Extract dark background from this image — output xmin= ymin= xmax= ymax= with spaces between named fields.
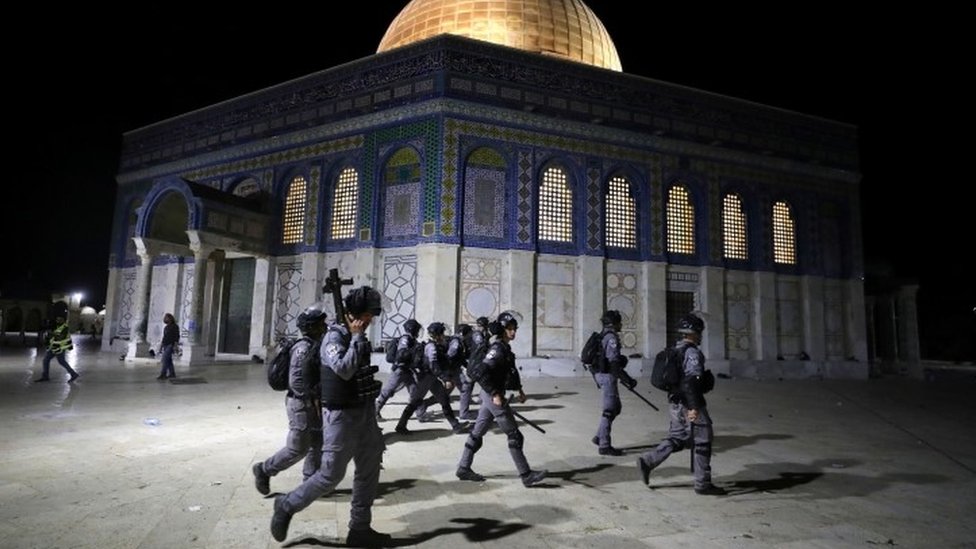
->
xmin=3 ymin=4 xmax=972 ymax=360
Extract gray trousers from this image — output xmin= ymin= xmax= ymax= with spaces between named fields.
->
xmin=401 ymin=371 xmax=459 ymax=427
xmin=458 ymin=389 xmax=531 ymax=476
xmin=640 ymin=402 xmax=714 ymax=489
xmin=375 ymin=367 xmax=417 ymax=412
xmin=447 ymin=370 xmax=474 ymax=416
xmin=262 ymin=396 xmax=323 ymax=481
xmin=594 ymin=372 xmax=621 ymax=448
xmin=282 ymin=403 xmax=385 ymax=530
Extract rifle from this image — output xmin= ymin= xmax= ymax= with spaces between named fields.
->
xmin=322 ymin=268 xmax=354 ymax=327
xmin=506 ymin=394 xmax=546 ymax=434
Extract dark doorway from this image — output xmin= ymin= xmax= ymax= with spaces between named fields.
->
xmin=219 ymin=258 xmax=255 ymax=354
xmin=666 ymin=290 xmax=695 ymax=346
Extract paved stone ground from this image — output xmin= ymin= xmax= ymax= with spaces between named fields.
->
xmin=1 ymin=337 xmax=974 ymax=548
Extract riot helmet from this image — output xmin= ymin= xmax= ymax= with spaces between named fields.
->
xmin=677 ymin=313 xmax=705 ymax=335
xmin=403 ymin=319 xmax=422 ymax=337
xmin=476 ymin=316 xmax=490 ymax=329
xmin=497 ymin=310 xmax=520 ymax=330
xmin=344 ymin=286 xmax=382 ymax=316
xmin=601 ymin=310 xmax=622 ymax=327
xmin=427 ymin=322 xmax=447 ymax=337
xmin=456 ymin=323 xmax=472 ymax=337
xmin=297 ymin=302 xmax=328 ymax=334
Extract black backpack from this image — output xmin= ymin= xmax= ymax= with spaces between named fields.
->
xmin=580 ymin=331 xmax=604 ymax=368
xmin=385 ymin=338 xmax=399 ymax=364
xmin=267 ymin=337 xmax=299 ymax=391
xmin=650 ymin=346 xmax=686 ymax=392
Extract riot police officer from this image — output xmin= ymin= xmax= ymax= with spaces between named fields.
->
xmin=591 ymin=310 xmax=636 ymax=456
xmin=252 ymin=303 xmax=326 ymax=495
xmin=270 ymin=286 xmax=392 ymax=545
xmin=447 ymin=324 xmax=476 ymax=420
xmin=394 ymin=322 xmax=468 ymax=435
xmin=637 ymin=314 xmax=725 ymax=495
xmin=374 ymin=318 xmax=423 ymax=419
xmin=456 ymin=311 xmax=546 ymax=487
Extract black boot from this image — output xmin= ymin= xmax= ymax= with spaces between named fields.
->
xmin=270 ymin=495 xmax=293 ymax=541
xmin=521 ymin=469 xmax=547 ymax=487
xmin=253 ymin=463 xmax=270 ymax=495
xmin=395 ymin=403 xmax=417 ymax=434
xmin=346 ymin=526 xmax=392 ymax=547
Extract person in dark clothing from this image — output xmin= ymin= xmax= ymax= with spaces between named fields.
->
xmin=374 ymin=319 xmax=423 ymax=420
xmin=34 ymin=315 xmax=78 ymax=383
xmin=637 ymin=313 xmax=726 ymax=495
xmin=591 ymin=310 xmax=637 ymax=456
xmin=393 ymin=322 xmax=469 ymax=435
xmin=456 ymin=311 xmax=546 ymax=487
xmin=270 ymin=286 xmax=391 ymax=546
xmin=252 ymin=303 xmax=327 ymax=496
xmin=157 ymin=313 xmax=180 ymax=380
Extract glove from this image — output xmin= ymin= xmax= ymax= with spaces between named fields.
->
xmin=621 ymin=373 xmax=637 ymax=390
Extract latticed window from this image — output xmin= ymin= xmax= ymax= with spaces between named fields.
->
xmin=330 ymin=167 xmax=359 ymax=239
xmin=666 ymin=184 xmax=695 ymax=254
xmin=605 ymin=175 xmax=637 ymax=248
xmin=538 ymin=166 xmax=573 ymax=242
xmin=281 ymin=175 xmax=307 ymax=245
xmin=773 ymin=201 xmax=797 ymax=264
xmin=722 ymin=193 xmax=748 ymax=260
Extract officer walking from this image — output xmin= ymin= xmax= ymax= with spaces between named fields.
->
xmin=393 ymin=322 xmax=468 ymax=435
xmin=591 ymin=310 xmax=637 ymax=456
xmin=447 ymin=324 xmax=476 ymax=420
xmin=456 ymin=311 xmax=547 ymax=487
xmin=252 ymin=303 xmax=327 ymax=496
xmin=637 ymin=313 xmax=725 ymax=495
xmin=270 ymin=286 xmax=391 ymax=545
xmin=34 ymin=315 xmax=79 ymax=383
xmin=374 ymin=319 xmax=423 ymax=420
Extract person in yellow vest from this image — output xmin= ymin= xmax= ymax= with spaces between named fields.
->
xmin=34 ymin=315 xmax=79 ymax=383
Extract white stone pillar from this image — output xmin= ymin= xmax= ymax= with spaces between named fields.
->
xmin=644 ymin=262 xmax=668 ymax=354
xmin=300 ymin=252 xmax=324 ymax=307
xmin=846 ymin=278 xmax=869 ymax=364
xmin=754 ymin=271 xmax=778 ymax=360
xmin=699 ymin=266 xmax=727 ymax=361
xmin=101 ymin=267 xmax=119 ymax=351
xmin=505 ymin=249 xmax=536 ymax=358
xmin=351 ymin=247 xmax=381 ymax=342
xmin=249 ymin=257 xmax=275 ymax=359
xmin=414 ymin=243 xmax=460 ymax=326
xmin=126 ymin=250 xmax=154 ymax=358
xmin=180 ymin=246 xmax=212 ymax=363
xmin=801 ymin=275 xmax=826 ymax=361
xmin=576 ymin=255 xmax=605 ymax=345
xmin=203 ymin=250 xmax=225 ymax=357
xmin=897 ymin=284 xmax=922 ymax=378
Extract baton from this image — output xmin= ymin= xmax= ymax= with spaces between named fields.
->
xmin=506 ymin=395 xmax=546 ymax=434
xmin=622 ymin=383 xmax=659 ymax=411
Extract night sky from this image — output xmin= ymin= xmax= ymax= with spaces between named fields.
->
xmin=4 ymin=4 xmax=971 ymax=359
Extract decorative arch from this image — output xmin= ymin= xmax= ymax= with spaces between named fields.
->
xmin=537 ymin=161 xmax=575 ymax=245
xmin=462 ymin=146 xmax=509 ymax=241
xmin=381 ymin=145 xmax=423 ymax=239
xmin=138 ymin=179 xmax=202 ymax=243
xmin=665 ymin=182 xmax=696 ymax=255
xmin=329 ymin=165 xmax=360 ymax=240
xmin=772 ymin=200 xmax=797 ymax=265
xmin=604 ymin=172 xmax=638 ymax=250
xmin=722 ymin=192 xmax=748 ymax=260
xmin=281 ymin=174 xmax=308 ymax=245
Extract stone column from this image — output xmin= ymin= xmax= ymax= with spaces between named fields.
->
xmin=897 ymin=284 xmax=922 ymax=378
xmin=845 ymin=278 xmax=869 ymax=364
xmin=699 ymin=266 xmax=727 ymax=361
xmin=576 ymin=254 xmax=605 ymax=346
xmin=126 ymin=248 xmax=155 ymax=359
xmin=101 ymin=267 xmax=119 ymax=351
xmin=415 ymin=243 xmax=460 ymax=325
xmin=801 ymin=275 xmax=826 ymax=361
xmin=180 ymin=245 xmax=212 ymax=364
xmin=753 ymin=271 xmax=778 ymax=361
xmin=249 ymin=256 xmax=275 ymax=360
xmin=505 ymin=250 xmax=536 ymax=358
xmin=644 ymin=261 xmax=668 ymax=354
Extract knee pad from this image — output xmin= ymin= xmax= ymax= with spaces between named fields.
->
xmin=667 ymin=437 xmax=686 ymax=452
xmin=465 ymin=435 xmax=483 ymax=453
xmin=602 ymin=407 xmax=620 ymax=420
xmin=694 ymin=442 xmax=712 ymax=458
xmin=507 ymin=430 xmax=524 ymax=451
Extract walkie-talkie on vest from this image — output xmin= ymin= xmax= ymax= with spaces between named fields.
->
xmin=323 ymin=268 xmax=382 ymax=400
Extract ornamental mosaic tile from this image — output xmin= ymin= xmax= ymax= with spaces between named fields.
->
xmin=381 ymin=255 xmax=417 ymax=340
xmin=274 ymin=263 xmax=303 ymax=339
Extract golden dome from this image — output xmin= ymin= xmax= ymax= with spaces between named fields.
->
xmin=378 ymin=0 xmax=622 ymax=72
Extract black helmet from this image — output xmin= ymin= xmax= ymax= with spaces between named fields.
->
xmin=601 ymin=310 xmax=622 ymax=327
xmin=487 ymin=320 xmax=504 ymax=336
xmin=344 ymin=286 xmax=382 ymax=316
xmin=476 ymin=316 xmax=490 ymax=329
xmin=677 ymin=313 xmax=705 ymax=335
xmin=297 ymin=302 xmax=327 ymax=333
xmin=456 ymin=323 xmax=472 ymax=337
xmin=427 ymin=322 xmax=447 ymax=336
xmin=403 ymin=319 xmax=422 ymax=337
xmin=497 ymin=311 xmax=519 ymax=329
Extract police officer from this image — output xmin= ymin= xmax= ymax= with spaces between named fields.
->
xmin=637 ymin=314 xmax=725 ymax=495
xmin=591 ymin=310 xmax=636 ymax=456
xmin=252 ymin=303 xmax=326 ymax=496
xmin=456 ymin=311 xmax=547 ymax=487
xmin=34 ymin=315 xmax=79 ymax=382
xmin=270 ymin=286 xmax=391 ymax=545
xmin=394 ymin=322 xmax=468 ymax=435
xmin=447 ymin=324 xmax=476 ymax=420
xmin=374 ymin=318 xmax=423 ymax=420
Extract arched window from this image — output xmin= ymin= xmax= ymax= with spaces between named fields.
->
xmin=463 ymin=147 xmax=507 ymax=239
xmin=722 ymin=193 xmax=748 ymax=260
xmin=538 ymin=165 xmax=573 ymax=242
xmin=281 ymin=175 xmax=307 ymax=245
xmin=772 ymin=201 xmax=797 ymax=264
xmin=330 ymin=167 xmax=359 ymax=239
xmin=605 ymin=175 xmax=636 ymax=248
xmin=383 ymin=147 xmax=422 ymax=237
xmin=666 ymin=184 xmax=695 ymax=254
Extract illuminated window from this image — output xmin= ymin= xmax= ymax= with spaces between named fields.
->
xmin=605 ymin=175 xmax=636 ymax=248
xmin=330 ymin=167 xmax=359 ymax=239
xmin=773 ymin=201 xmax=796 ymax=264
xmin=722 ymin=193 xmax=748 ymax=260
xmin=538 ymin=166 xmax=573 ymax=242
xmin=281 ymin=175 xmax=307 ymax=245
xmin=666 ymin=184 xmax=695 ymax=254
